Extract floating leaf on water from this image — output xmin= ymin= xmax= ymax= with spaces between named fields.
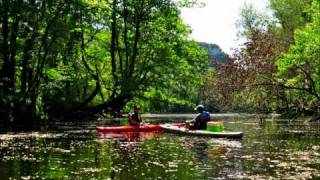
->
xmin=20 ymin=176 xmax=31 ymax=180
xmin=168 ymin=161 xmax=178 ymax=168
xmin=270 ymin=160 xmax=280 ymax=164
xmin=81 ymin=168 xmax=104 ymax=173
xmin=277 ymin=162 xmax=288 ymax=167
xmin=312 ymin=146 xmax=320 ymax=151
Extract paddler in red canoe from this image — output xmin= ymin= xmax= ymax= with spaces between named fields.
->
xmin=128 ymin=105 xmax=144 ymax=126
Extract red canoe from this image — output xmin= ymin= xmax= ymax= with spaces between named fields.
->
xmin=96 ymin=124 xmax=162 ymax=133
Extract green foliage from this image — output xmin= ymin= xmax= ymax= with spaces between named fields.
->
xmin=94 ymin=0 xmax=209 ymax=113
xmin=0 ymin=0 xmax=209 ymax=125
xmin=270 ymin=0 xmax=312 ymax=34
xmin=275 ymin=0 xmax=320 ymax=114
xmin=126 ymin=38 xmax=208 ymax=113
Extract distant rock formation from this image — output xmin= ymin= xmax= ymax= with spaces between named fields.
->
xmin=198 ymin=42 xmax=229 ymax=65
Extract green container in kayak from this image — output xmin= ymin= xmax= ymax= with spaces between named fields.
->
xmin=207 ymin=121 xmax=224 ymax=132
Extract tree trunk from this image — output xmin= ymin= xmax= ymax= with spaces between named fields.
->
xmin=1 ymin=0 xmax=11 ymax=92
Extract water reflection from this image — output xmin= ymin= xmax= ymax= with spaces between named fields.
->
xmin=97 ymin=131 xmax=162 ymax=141
xmin=0 ymin=116 xmax=319 ymax=179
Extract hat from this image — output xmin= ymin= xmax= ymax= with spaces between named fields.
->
xmin=194 ymin=104 xmax=204 ymax=111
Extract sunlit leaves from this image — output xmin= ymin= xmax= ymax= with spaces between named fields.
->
xmin=270 ymin=0 xmax=312 ymax=35
xmin=275 ymin=0 xmax=320 ymax=113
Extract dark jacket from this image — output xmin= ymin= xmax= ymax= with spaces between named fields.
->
xmin=191 ymin=111 xmax=210 ymax=130
xmin=128 ymin=112 xmax=141 ymax=126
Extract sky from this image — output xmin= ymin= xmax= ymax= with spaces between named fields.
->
xmin=180 ymin=0 xmax=269 ymax=54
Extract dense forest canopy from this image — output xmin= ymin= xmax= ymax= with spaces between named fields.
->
xmin=0 ymin=0 xmax=207 ymax=128
xmin=0 ymin=0 xmax=319 ymax=129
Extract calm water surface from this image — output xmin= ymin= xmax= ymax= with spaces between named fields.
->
xmin=0 ymin=114 xmax=319 ymax=179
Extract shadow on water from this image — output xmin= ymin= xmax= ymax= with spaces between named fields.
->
xmin=0 ymin=114 xmax=319 ymax=179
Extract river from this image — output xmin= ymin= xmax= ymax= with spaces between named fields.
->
xmin=0 ymin=114 xmax=319 ymax=179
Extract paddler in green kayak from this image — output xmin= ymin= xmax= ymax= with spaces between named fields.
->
xmin=128 ymin=105 xmax=143 ymax=126
xmin=186 ymin=104 xmax=211 ymax=130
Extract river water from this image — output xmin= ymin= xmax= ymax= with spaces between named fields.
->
xmin=0 ymin=114 xmax=319 ymax=179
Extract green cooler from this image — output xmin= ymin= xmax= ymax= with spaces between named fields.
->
xmin=207 ymin=121 xmax=224 ymax=132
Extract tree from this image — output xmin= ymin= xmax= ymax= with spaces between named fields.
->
xmin=0 ymin=0 xmax=209 ymax=127
xmin=202 ymin=0 xmax=318 ymax=116
xmin=0 ymin=0 xmax=82 ymax=126
xmin=275 ymin=0 xmax=320 ymax=116
xmin=201 ymin=3 xmax=285 ymax=112
xmin=81 ymin=0 xmax=207 ymax=115
xmin=270 ymin=0 xmax=312 ymax=42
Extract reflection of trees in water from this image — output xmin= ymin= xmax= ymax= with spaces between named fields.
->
xmin=189 ymin=138 xmax=242 ymax=161
xmin=207 ymin=145 xmax=227 ymax=159
xmin=191 ymin=140 xmax=210 ymax=160
xmin=187 ymin=138 xmax=246 ymax=179
xmin=102 ymin=137 xmax=197 ymax=179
